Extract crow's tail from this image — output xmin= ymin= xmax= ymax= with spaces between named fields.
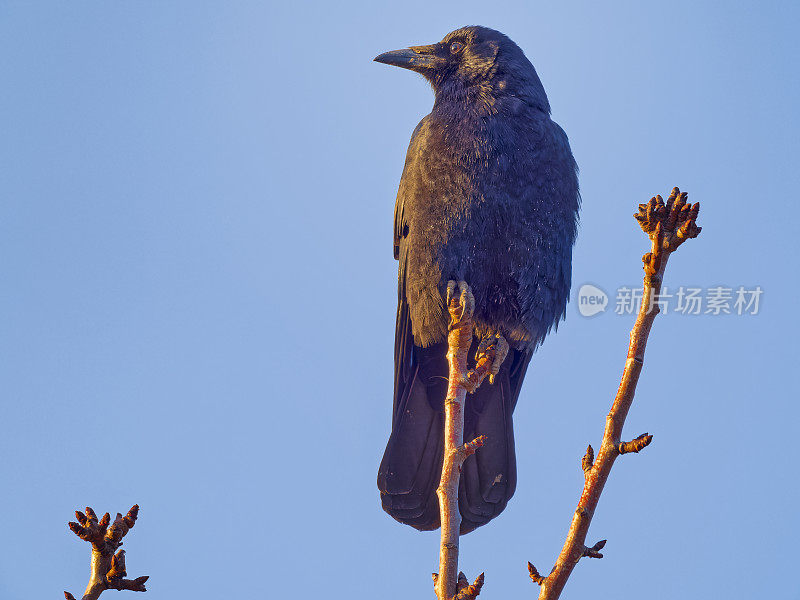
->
xmin=378 ymin=341 xmax=531 ymax=533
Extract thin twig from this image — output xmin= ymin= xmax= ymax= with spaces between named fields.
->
xmin=433 ymin=281 xmax=492 ymax=600
xmin=530 ymin=187 xmax=701 ymax=599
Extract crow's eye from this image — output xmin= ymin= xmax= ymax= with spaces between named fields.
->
xmin=449 ymin=41 xmax=464 ymax=54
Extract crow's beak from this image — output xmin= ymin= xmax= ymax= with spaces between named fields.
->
xmin=374 ymin=45 xmax=441 ymax=72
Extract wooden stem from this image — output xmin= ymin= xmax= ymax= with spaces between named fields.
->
xmin=434 ymin=284 xmax=488 ymax=600
xmin=435 ymin=292 xmax=472 ymax=600
xmin=531 ymin=187 xmax=701 ymax=599
xmin=537 ymin=253 xmax=669 ymax=600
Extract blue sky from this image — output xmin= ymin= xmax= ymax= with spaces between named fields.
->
xmin=1 ymin=1 xmax=798 ymax=598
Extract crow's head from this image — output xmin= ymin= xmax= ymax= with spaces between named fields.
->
xmin=375 ymin=26 xmax=549 ymax=113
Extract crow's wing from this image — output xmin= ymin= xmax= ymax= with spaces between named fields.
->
xmin=377 ymin=214 xmax=447 ymax=526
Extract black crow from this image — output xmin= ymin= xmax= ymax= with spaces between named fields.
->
xmin=375 ymin=26 xmax=579 ymax=533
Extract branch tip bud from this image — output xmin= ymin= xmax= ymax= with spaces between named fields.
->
xmin=454 ymin=572 xmax=485 ymax=600
xmin=582 ymin=445 xmax=594 ymax=474
xmin=528 ymin=562 xmax=546 ymax=585
xmin=583 ymin=539 xmax=607 ymax=559
xmin=619 ymin=433 xmax=653 ymax=454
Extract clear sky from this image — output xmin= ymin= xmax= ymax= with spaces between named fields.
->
xmin=1 ymin=1 xmax=798 ymax=598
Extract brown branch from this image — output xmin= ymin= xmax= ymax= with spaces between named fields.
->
xmin=65 ymin=505 xmax=148 ymax=600
xmin=433 ymin=281 xmax=494 ymax=600
xmin=531 ymin=187 xmax=701 ymax=599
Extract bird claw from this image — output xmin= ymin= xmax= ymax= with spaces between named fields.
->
xmin=446 ymin=280 xmax=475 ymax=322
xmin=459 ymin=374 xmax=479 ymax=394
xmin=446 ymin=280 xmax=456 ymax=305
xmin=475 ymin=332 xmax=509 ymax=384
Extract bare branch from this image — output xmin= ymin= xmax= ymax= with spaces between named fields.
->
xmin=531 ymin=187 xmax=701 ymax=599
xmin=433 ymin=281 xmax=496 ymax=600
xmin=64 ymin=505 xmax=148 ymax=600
xmin=434 ymin=281 xmax=474 ymax=600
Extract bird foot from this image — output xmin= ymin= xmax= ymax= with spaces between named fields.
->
xmin=446 ymin=280 xmax=475 ymax=325
xmin=460 ymin=332 xmax=509 ymax=392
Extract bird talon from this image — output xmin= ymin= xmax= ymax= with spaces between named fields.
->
xmin=458 ymin=281 xmax=475 ymax=320
xmin=459 ymin=375 xmax=478 ymax=394
xmin=446 ymin=280 xmax=457 ymax=306
xmin=475 ymin=332 xmax=509 ymax=384
xmin=475 ymin=335 xmax=493 ymax=362
xmin=446 ymin=280 xmax=475 ymax=323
